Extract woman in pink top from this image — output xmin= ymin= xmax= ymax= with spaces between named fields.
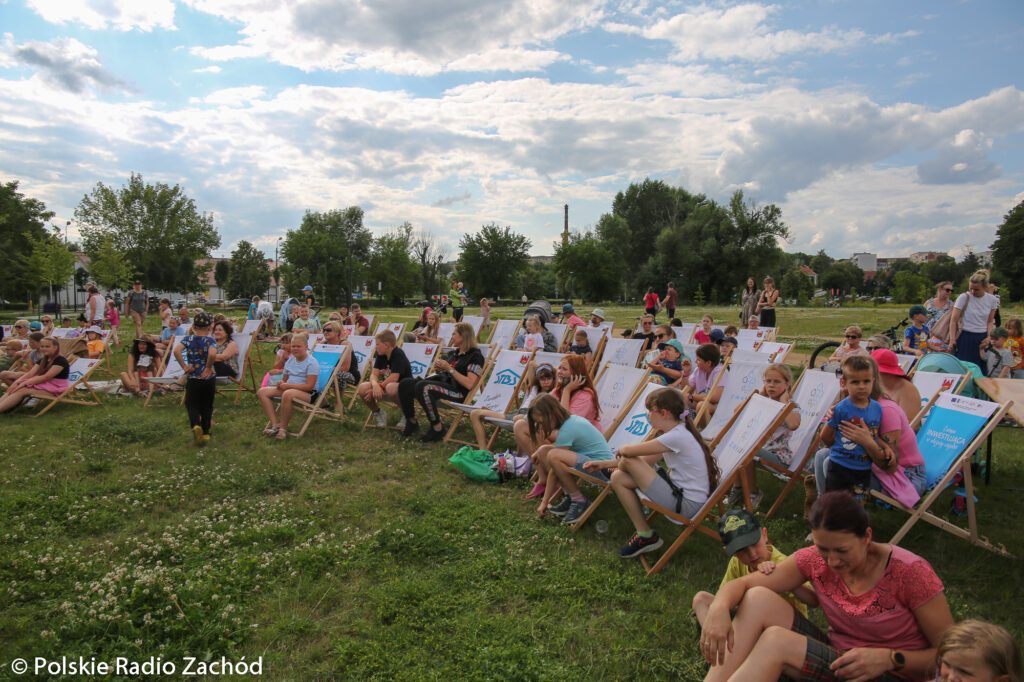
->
xmin=551 ymin=354 xmax=601 ymax=430
xmin=700 ymin=491 xmax=952 ymax=682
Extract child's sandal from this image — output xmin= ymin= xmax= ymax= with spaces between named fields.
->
xmin=275 ymin=428 xmax=288 ymax=440
xmin=264 ymin=425 xmax=279 ymax=436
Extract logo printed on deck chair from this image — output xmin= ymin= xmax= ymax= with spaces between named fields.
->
xmin=494 ymin=369 xmax=521 ymax=386
xmin=624 ymin=414 xmax=650 ymax=437
xmin=410 ymin=361 xmax=428 ymax=376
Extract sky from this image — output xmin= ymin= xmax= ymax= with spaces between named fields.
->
xmin=1 ymin=0 xmax=1022 ymax=262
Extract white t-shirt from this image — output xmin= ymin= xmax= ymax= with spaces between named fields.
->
xmin=953 ymin=292 xmax=998 ymax=333
xmin=655 ymin=423 xmax=711 ymax=504
xmin=284 ymin=354 xmax=320 ymax=383
xmin=89 ymin=294 xmax=105 ymax=322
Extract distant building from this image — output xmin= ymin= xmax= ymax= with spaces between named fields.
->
xmin=909 ymin=251 xmax=946 ymax=264
xmin=876 ymin=257 xmax=907 ymax=272
xmin=975 ymin=250 xmax=994 ymax=267
xmin=195 ymin=257 xmax=280 ymax=302
xmin=530 ymin=255 xmax=554 ymax=265
xmin=851 ymin=252 xmax=877 ymax=272
xmin=799 ymin=264 xmax=818 ymax=285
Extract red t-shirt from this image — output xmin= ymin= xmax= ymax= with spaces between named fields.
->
xmin=644 ymin=293 xmax=659 ymax=310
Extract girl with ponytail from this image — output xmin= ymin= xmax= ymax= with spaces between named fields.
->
xmin=584 ymin=387 xmax=719 ymax=558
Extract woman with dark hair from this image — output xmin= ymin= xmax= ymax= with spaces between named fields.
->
xmin=741 ymin=277 xmax=760 ymax=326
xmin=643 ymin=286 xmax=661 ymax=321
xmin=211 ymin=320 xmax=239 ymax=377
xmin=756 ymin=276 xmax=779 ymax=328
xmin=700 ymin=491 xmax=953 ymax=682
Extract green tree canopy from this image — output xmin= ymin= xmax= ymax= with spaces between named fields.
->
xmin=820 ymin=261 xmax=865 ymax=295
xmin=214 ymin=260 xmax=231 ymax=292
xmin=281 ymin=207 xmax=372 ymax=307
xmin=554 ymin=231 xmax=620 ymax=302
xmin=889 ymin=270 xmax=931 ymax=304
xmin=88 ymin=238 xmax=136 ymax=292
xmin=225 ymin=240 xmax=270 ymax=300
xmin=369 ymin=223 xmax=419 ymax=304
xmin=780 ymin=268 xmax=814 ymax=303
xmin=456 ymin=224 xmax=531 ymax=300
xmin=75 ymin=173 xmax=220 ymax=293
xmin=991 ymin=199 xmax=1024 ymax=302
xmin=0 ymin=181 xmax=54 ymax=298
xmin=24 ymin=231 xmax=75 ymax=300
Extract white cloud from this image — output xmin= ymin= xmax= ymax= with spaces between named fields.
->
xmin=193 ymin=65 xmax=222 ymax=74
xmin=24 ymin=0 xmax=176 ymax=31
xmin=183 ymin=0 xmax=603 ymax=74
xmin=3 ymin=36 xmax=135 ymax=94
xmin=605 ymin=3 xmax=871 ymax=62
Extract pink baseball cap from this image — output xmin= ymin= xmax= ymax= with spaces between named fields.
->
xmin=871 ymin=349 xmax=904 ymax=377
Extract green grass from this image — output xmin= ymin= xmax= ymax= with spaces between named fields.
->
xmin=1 ymin=304 xmax=1022 ymax=680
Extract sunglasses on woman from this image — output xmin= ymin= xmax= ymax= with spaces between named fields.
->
xmin=845 ymin=334 xmax=860 ymax=339
xmin=655 ymin=333 xmax=669 ymax=340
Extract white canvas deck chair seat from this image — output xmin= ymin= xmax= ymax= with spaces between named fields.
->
xmin=690 ymin=357 xmax=732 ymax=428
xmin=362 ymin=342 xmax=440 ymax=431
xmin=593 ymin=362 xmax=650 ymax=435
xmin=545 ymin=322 xmax=569 ymax=351
xmin=762 ymin=368 xmax=843 ymax=519
xmin=594 ymin=320 xmax=615 ymax=336
xmin=374 ymin=322 xmax=406 ymax=342
xmin=437 ymin=322 xmax=456 ymax=346
xmin=140 ymin=340 xmax=188 ymax=407
xmin=872 ymin=392 xmax=1013 ymax=556
xmin=756 ymin=342 xmax=792 ymax=363
xmin=241 ymin=319 xmax=265 ymax=362
xmin=682 ymin=343 xmax=701 ymax=361
xmin=214 ymin=332 xmax=258 ymax=404
xmin=305 ymin=333 xmax=326 ymax=349
xmin=910 ymin=369 xmax=967 ymax=419
xmin=441 ymin=350 xmax=530 ymax=446
xmin=344 ymin=335 xmax=378 ymax=408
xmin=673 ymin=324 xmax=696 ymax=343
xmin=531 ymin=351 xmax=565 ymax=372
xmin=639 ymin=393 xmax=795 ymax=576
xmin=759 ymin=326 xmax=778 ymax=340
xmin=603 ymin=337 xmax=646 ymax=368
xmin=736 ymin=329 xmax=767 ymax=351
xmin=49 ymin=328 xmax=76 ymax=338
xmin=727 ymin=349 xmax=772 ymax=365
xmin=273 ymin=344 xmax=352 ymax=438
xmin=27 ymin=357 xmax=104 ymax=417
xmin=564 ymin=378 xmax=664 ymax=531
xmin=488 ymin=319 xmax=521 ymax=350
xmin=460 ymin=315 xmax=485 ymax=340
xmin=700 ymin=360 xmax=764 ymax=440
xmin=895 ymin=353 xmax=918 ymax=374
xmin=89 ymin=328 xmax=115 ymax=376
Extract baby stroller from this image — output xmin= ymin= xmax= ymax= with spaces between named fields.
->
xmin=522 ymin=300 xmax=554 ymax=324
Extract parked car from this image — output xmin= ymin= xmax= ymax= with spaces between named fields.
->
xmin=228 ymin=298 xmax=249 ymax=306
xmin=172 ymin=299 xmax=187 ymax=310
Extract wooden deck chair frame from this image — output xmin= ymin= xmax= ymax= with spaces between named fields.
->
xmin=214 ymin=332 xmax=259 ymax=404
xmin=760 ymin=368 xmax=843 ymax=520
xmin=30 ymin=358 xmax=104 ymax=417
xmin=871 ymin=395 xmax=1014 ymax=557
xmin=693 ymin=356 xmax=731 ymax=427
xmin=343 ymin=335 xmax=379 ymax=409
xmin=441 ymin=352 xmax=525 ymax=446
xmin=700 ymin=359 xmax=768 ymax=442
xmin=638 ymin=394 xmax=795 ymax=576
xmin=141 ymin=339 xmax=187 ymax=407
xmin=275 ymin=345 xmax=352 ymax=438
xmin=487 ymin=319 xmax=522 ymax=350
xmin=756 ymin=341 xmax=792 ymax=363
xmin=241 ymin=318 xmax=265 ymax=363
xmin=361 ymin=343 xmax=440 ymax=431
xmin=672 ymin=324 xmax=697 ymax=343
xmin=573 ymin=326 xmax=609 ymax=375
xmin=910 ymin=371 xmax=968 ymax=423
xmin=565 ymin=379 xmax=663 ymax=531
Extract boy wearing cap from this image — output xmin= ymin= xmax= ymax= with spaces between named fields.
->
xmin=692 ymin=509 xmax=816 ymax=626
xmin=647 ymin=338 xmax=687 ymax=385
xmin=904 ymin=305 xmax=931 ymax=357
xmin=562 ymin=303 xmax=586 ymax=329
xmin=979 ymin=328 xmax=1014 ymax=378
xmin=175 ymin=312 xmax=218 ymax=446
xmin=719 ymin=335 xmax=738 ymax=362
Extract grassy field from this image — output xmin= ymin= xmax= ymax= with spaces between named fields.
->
xmin=1 ymin=303 xmax=1022 ymax=681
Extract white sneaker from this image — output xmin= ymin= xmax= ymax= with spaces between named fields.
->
xmin=25 ymin=398 xmax=40 ymax=408
xmin=396 ymin=416 xmax=407 ymax=430
xmin=373 ymin=410 xmax=387 ymax=427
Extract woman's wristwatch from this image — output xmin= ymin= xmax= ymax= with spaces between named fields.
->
xmin=890 ymin=649 xmax=905 ymax=671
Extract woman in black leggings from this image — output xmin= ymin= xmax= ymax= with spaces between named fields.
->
xmin=398 ymin=322 xmax=485 ymax=442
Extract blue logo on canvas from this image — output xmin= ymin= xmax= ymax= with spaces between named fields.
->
xmin=625 ymin=415 xmax=650 ymax=436
xmin=410 ymin=361 xmax=427 ymax=376
xmin=355 ymin=352 xmax=367 ymax=364
xmin=494 ymin=369 xmax=520 ymax=386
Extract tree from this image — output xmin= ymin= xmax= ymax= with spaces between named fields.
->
xmin=919 ymin=255 xmax=958 ymax=287
xmin=809 ymin=250 xmax=833 ymax=278
xmin=820 ymin=261 xmax=864 ymax=295
xmin=456 ymin=224 xmax=531 ymax=300
xmin=23 ymin=232 xmax=75 ymax=302
xmin=991 ymin=199 xmax=1024 ymax=302
xmin=554 ymin=232 xmax=620 ymax=302
xmin=0 ymin=181 xmax=53 ymax=301
xmin=780 ymin=268 xmax=815 ymax=303
xmin=214 ymin=260 xmax=231 ymax=293
xmin=281 ymin=207 xmax=372 ymax=307
xmin=225 ymin=241 xmax=270 ymax=299
xmin=75 ymin=173 xmax=220 ymax=293
xmin=89 ymin=238 xmax=136 ymax=292
xmin=890 ymin=270 xmax=930 ymax=304
xmin=411 ymin=229 xmax=447 ymax=300
xmin=519 ymin=261 xmax=556 ymax=300
xmin=368 ymin=223 xmax=419 ymax=304
xmin=610 ymin=179 xmax=701 ymax=274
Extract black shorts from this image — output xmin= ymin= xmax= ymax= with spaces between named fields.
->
xmin=825 ymin=462 xmax=871 ymax=497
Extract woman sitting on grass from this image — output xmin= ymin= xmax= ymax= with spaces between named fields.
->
xmin=584 ymin=387 xmax=717 ymax=557
xmin=0 ymin=337 xmax=71 ymax=412
xmin=120 ymin=338 xmax=163 ymax=395
xmin=469 ymin=361 xmax=556 ymax=451
xmin=257 ymin=332 xmax=319 ymax=440
xmin=700 ymin=491 xmax=953 ymax=682
xmin=528 ymin=393 xmax=613 ymax=526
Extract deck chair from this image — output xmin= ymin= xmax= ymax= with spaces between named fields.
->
xmin=305 ymin=333 xmax=326 ymax=349
xmin=241 ymin=319 xmax=265 ymax=362
xmin=872 ymin=392 xmax=1013 ymax=556
xmin=460 ymin=315 xmax=485 ymax=339
xmin=692 ymin=357 xmax=732 ymax=427
xmin=344 ymin=335 xmax=378 ymax=408
xmin=488 ymin=319 xmax=522 ymax=349
xmin=441 ymin=350 xmax=532 ymax=445
xmin=757 ymin=342 xmax=792 ymax=363
xmin=911 ymin=370 xmax=967 ymax=414
xmin=50 ymin=328 xmax=76 ymax=338
xmin=214 ymin=332 xmax=258 ymax=404
xmin=268 ymin=343 xmax=351 ymax=438
xmin=374 ymin=321 xmax=406 ymax=342
xmin=762 ymin=368 xmax=843 ymax=519
xmin=638 ymin=393 xmax=795 ymax=575
xmin=362 ymin=343 xmax=440 ymax=431
xmin=593 ymin=362 xmax=651 ymax=434
xmin=546 ymin=323 xmax=569 ymax=351
xmin=895 ymin=353 xmax=918 ymax=374
xmin=56 ymin=337 xmax=89 ymax=362
xmin=700 ymin=360 xmax=765 ymax=441
xmin=736 ymin=329 xmax=767 ymax=351
xmin=759 ymin=326 xmax=778 ymax=341
xmin=438 ymin=322 xmax=456 ymax=346
xmin=603 ymin=337 xmax=646 ymax=367
xmin=140 ymin=338 xmax=188 ymax=407
xmin=595 ymin=320 xmax=615 ymax=336
xmin=672 ymin=324 xmax=696 ymax=343
xmin=30 ymin=358 xmax=104 ymax=417
xmin=574 ymin=326 xmax=609 ymax=370
xmin=532 ymin=351 xmax=565 ymax=371
xmin=566 ymin=379 xmax=664 ymax=531
xmin=727 ymin=349 xmax=772 ymax=365
xmin=682 ymin=343 xmax=701 ymax=360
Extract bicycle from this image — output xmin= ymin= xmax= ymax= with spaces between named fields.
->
xmin=808 ymin=317 xmax=909 ymax=369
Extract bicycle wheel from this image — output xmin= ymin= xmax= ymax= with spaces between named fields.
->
xmin=809 ymin=342 xmax=840 ymax=368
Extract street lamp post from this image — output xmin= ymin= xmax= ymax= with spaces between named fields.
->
xmin=346 ymin=239 xmax=354 ymax=309
xmin=275 ymin=237 xmax=282 ymax=302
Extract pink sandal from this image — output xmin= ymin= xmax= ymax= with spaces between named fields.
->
xmin=526 ymin=483 xmax=546 ymax=499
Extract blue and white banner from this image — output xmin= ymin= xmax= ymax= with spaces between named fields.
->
xmin=917 ymin=392 xmax=998 ymax=489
